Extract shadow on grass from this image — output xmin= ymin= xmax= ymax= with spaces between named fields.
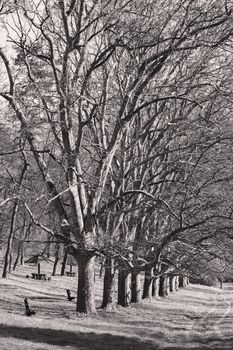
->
xmin=0 ymin=283 xmax=63 ymax=298
xmin=1 ymin=324 xmax=233 ymax=350
xmin=0 ymin=324 xmax=158 ymax=350
xmin=28 ymin=296 xmax=63 ymax=301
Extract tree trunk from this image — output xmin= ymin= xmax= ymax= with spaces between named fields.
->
xmin=142 ymin=268 xmax=153 ymax=300
xmin=175 ymin=275 xmax=179 ymax=291
xmin=76 ymin=252 xmax=96 ymax=314
xmin=2 ymin=162 xmax=28 ymax=278
xmin=118 ymin=269 xmax=131 ymax=307
xmin=179 ymin=276 xmax=188 ymax=288
xmin=99 ymin=257 xmax=105 ymax=278
xmin=13 ymin=221 xmax=29 ymax=270
xmin=2 ymin=205 xmax=19 ymax=278
xmin=159 ymin=275 xmax=168 ymax=297
xmin=101 ymin=257 xmax=116 ymax=311
xmin=13 ymin=243 xmax=21 ymax=271
xmin=13 ymin=224 xmax=26 ymax=270
xmin=46 ymin=233 xmax=51 ymax=258
xmin=131 ymin=272 xmax=142 ymax=303
xmin=152 ymin=276 xmax=160 ymax=298
xmin=20 ymin=243 xmax=24 ymax=265
xmin=169 ymin=275 xmax=176 ymax=292
xmin=61 ymin=250 xmax=68 ymax=276
xmin=52 ymin=256 xmax=59 ymax=276
xmin=166 ymin=275 xmax=170 ymax=296
xmin=8 ymin=254 xmax=12 ymax=274
xmin=52 ymin=243 xmax=60 ymax=276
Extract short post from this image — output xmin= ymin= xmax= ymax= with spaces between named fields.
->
xmin=66 ymin=289 xmax=75 ymax=301
xmin=24 ymin=298 xmax=35 ymax=316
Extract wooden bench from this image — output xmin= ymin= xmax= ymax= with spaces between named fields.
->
xmin=31 ymin=273 xmax=47 ymax=280
xmin=66 ymin=271 xmax=76 ymax=277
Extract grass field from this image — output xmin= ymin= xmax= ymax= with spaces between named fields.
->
xmin=0 ymin=262 xmax=233 ymax=349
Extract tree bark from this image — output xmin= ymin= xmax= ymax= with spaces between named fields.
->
xmin=2 ymin=161 xmax=28 ymax=278
xmin=101 ymin=257 xmax=116 ymax=311
xmin=169 ymin=275 xmax=176 ymax=292
xmin=13 ymin=222 xmax=29 ymax=271
xmin=13 ymin=242 xmax=21 ymax=271
xmin=3 ymin=205 xmax=18 ymax=277
xmin=8 ymin=254 xmax=12 ymax=274
xmin=52 ymin=243 xmax=60 ymax=276
xmin=76 ymin=252 xmax=96 ymax=314
xmin=175 ymin=275 xmax=179 ymax=291
xmin=166 ymin=275 xmax=170 ymax=296
xmin=159 ymin=275 xmax=168 ymax=297
xmin=131 ymin=272 xmax=142 ymax=303
xmin=61 ymin=250 xmax=68 ymax=276
xmin=46 ymin=232 xmax=51 ymax=258
xmin=20 ymin=242 xmax=25 ymax=265
xmin=118 ymin=269 xmax=131 ymax=307
xmin=152 ymin=276 xmax=160 ymax=298
xmin=142 ymin=268 xmax=153 ymax=300
xmin=179 ymin=276 xmax=188 ymax=288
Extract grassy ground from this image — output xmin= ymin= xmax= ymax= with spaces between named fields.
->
xmin=0 ymin=262 xmax=233 ymax=349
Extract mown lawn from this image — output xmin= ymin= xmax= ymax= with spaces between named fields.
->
xmin=1 ymin=263 xmax=233 ymax=349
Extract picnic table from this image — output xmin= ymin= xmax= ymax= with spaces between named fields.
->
xmin=31 ymin=273 xmax=48 ymax=280
xmin=66 ymin=271 xmax=76 ymax=277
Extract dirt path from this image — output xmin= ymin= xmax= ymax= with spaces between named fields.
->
xmin=152 ymin=283 xmax=233 ymax=349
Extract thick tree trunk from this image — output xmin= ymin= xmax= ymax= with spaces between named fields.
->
xmin=175 ymin=275 xmax=179 ymax=291
xmin=179 ymin=276 xmax=188 ymax=288
xmin=169 ymin=275 xmax=176 ymax=292
xmin=99 ymin=257 xmax=105 ymax=278
xmin=131 ymin=272 xmax=142 ymax=303
xmin=118 ymin=269 xmax=131 ymax=307
xmin=152 ymin=276 xmax=160 ymax=298
xmin=101 ymin=257 xmax=116 ymax=311
xmin=159 ymin=275 xmax=168 ymax=297
xmin=76 ymin=252 xmax=96 ymax=314
xmin=166 ymin=275 xmax=170 ymax=296
xmin=142 ymin=268 xmax=153 ymax=300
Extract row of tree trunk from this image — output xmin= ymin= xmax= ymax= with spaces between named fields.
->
xmin=101 ymin=264 xmax=189 ymax=311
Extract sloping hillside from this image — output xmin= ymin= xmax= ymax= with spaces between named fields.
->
xmin=0 ymin=264 xmax=233 ymax=349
